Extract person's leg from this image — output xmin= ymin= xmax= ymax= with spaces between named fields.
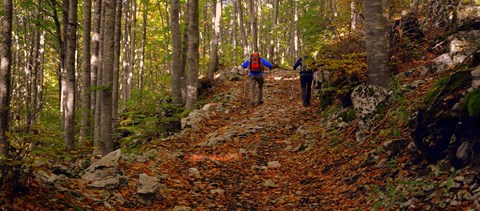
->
xmin=257 ymin=75 xmax=264 ymax=104
xmin=300 ymin=75 xmax=307 ymax=105
xmin=305 ymin=75 xmax=313 ymax=105
xmin=249 ymin=76 xmax=256 ymax=105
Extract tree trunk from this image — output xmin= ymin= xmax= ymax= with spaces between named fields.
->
xmin=128 ymin=0 xmax=137 ymax=99
xmin=237 ymin=0 xmax=248 ymax=57
xmin=64 ymin=0 xmax=78 ymax=153
xmin=207 ymin=0 xmax=221 ymax=81
xmin=269 ymin=0 xmax=278 ymax=62
xmin=94 ymin=0 xmax=105 ymax=150
xmin=0 ymin=0 xmax=13 ymax=160
xmin=231 ymin=0 xmax=237 ymax=62
xmin=100 ymin=0 xmax=116 ymax=156
xmin=363 ymin=0 xmax=391 ymax=88
xmin=121 ymin=0 xmax=131 ymax=107
xmin=80 ymin=0 xmax=92 ymax=145
xmin=185 ymin=0 xmax=199 ymax=109
xmin=249 ymin=0 xmax=258 ymax=52
xmin=91 ymin=0 xmax=102 ymax=144
xmin=112 ymin=0 xmax=122 ymax=129
xmin=171 ymin=0 xmax=182 ymax=104
xmin=290 ymin=0 xmax=298 ymax=63
xmin=139 ymin=1 xmax=148 ymax=94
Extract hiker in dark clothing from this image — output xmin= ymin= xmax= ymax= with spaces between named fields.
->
xmin=241 ymin=52 xmax=274 ymax=106
xmin=293 ymin=55 xmax=314 ymax=107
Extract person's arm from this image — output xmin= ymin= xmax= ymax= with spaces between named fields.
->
xmin=261 ymin=58 xmax=273 ymax=69
xmin=241 ymin=60 xmax=250 ymax=68
xmin=293 ymin=58 xmax=302 ymax=70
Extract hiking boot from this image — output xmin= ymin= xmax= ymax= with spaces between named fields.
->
xmin=258 ymin=101 xmax=264 ymax=105
xmin=250 ymin=102 xmax=255 ymax=107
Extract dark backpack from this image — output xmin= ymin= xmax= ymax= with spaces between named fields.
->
xmin=249 ymin=54 xmax=264 ymax=73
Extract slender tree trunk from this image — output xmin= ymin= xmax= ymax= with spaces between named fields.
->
xmin=207 ymin=0 xmax=221 ymax=81
xmin=139 ymin=1 xmax=148 ymax=94
xmin=94 ymin=1 xmax=105 ymax=150
xmin=64 ymin=0 xmax=78 ymax=153
xmin=185 ymin=0 xmax=199 ymax=109
xmin=171 ymin=0 xmax=182 ymax=104
xmin=231 ymin=0 xmax=237 ymax=62
xmin=269 ymin=0 xmax=278 ymax=62
xmin=0 ymin=0 xmax=13 ymax=160
xmin=237 ymin=0 xmax=248 ymax=57
xmin=249 ymin=0 xmax=258 ymax=52
xmin=91 ymin=0 xmax=102 ymax=144
xmin=121 ymin=0 xmax=131 ymax=107
xmin=128 ymin=0 xmax=137 ymax=99
xmin=112 ymin=0 xmax=122 ymax=128
xmin=100 ymin=0 xmax=116 ymax=156
xmin=290 ymin=0 xmax=298 ymax=63
xmin=364 ymin=0 xmax=390 ymax=87
xmin=80 ymin=0 xmax=92 ymax=145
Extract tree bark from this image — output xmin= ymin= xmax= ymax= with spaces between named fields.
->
xmin=112 ymin=0 xmax=122 ymax=129
xmin=171 ymin=0 xmax=182 ymax=104
xmin=185 ymin=0 xmax=199 ymax=109
xmin=207 ymin=0 xmax=221 ymax=81
xmin=363 ymin=0 xmax=391 ymax=88
xmin=0 ymin=0 xmax=13 ymax=160
xmin=64 ymin=0 xmax=78 ymax=153
xmin=100 ymin=0 xmax=116 ymax=156
xmin=80 ymin=0 xmax=92 ymax=145
xmin=237 ymin=0 xmax=248 ymax=57
xmin=139 ymin=0 xmax=148 ymax=94
xmin=249 ymin=0 xmax=258 ymax=52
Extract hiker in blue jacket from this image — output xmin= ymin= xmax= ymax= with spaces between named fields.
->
xmin=242 ymin=52 xmax=273 ymax=106
xmin=293 ymin=55 xmax=314 ymax=107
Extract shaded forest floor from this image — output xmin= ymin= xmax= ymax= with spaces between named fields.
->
xmin=2 ymin=68 xmax=476 ymax=210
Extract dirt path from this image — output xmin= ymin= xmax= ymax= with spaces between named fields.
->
xmin=115 ymin=68 xmax=378 ymax=210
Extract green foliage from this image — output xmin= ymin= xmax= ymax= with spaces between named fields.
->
xmin=465 ymin=88 xmax=480 ymax=117
xmin=338 ymin=108 xmax=356 ymax=122
xmin=423 ymin=76 xmax=449 ymax=105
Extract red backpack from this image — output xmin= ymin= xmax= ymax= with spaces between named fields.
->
xmin=249 ymin=53 xmax=264 ymax=73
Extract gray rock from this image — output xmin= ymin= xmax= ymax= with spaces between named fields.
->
xmin=351 ymin=84 xmax=388 ymax=121
xmin=82 ymin=149 xmax=122 ymax=182
xmin=86 ymin=149 xmax=122 ymax=172
xmin=88 ymin=176 xmax=120 ymax=189
xmin=267 ymin=161 xmax=281 ymax=169
xmin=210 ymin=189 xmax=225 ymax=194
xmin=137 ymin=174 xmax=160 ymax=205
xmin=432 ymin=53 xmax=453 ymax=73
xmin=264 ymin=179 xmax=276 ymax=187
xmin=189 ymin=168 xmax=200 ymax=177
xmin=173 ymin=206 xmax=192 ymax=211
xmin=181 ymin=110 xmax=208 ymax=129
xmin=202 ymin=103 xmax=222 ymax=112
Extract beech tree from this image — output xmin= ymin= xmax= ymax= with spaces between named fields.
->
xmin=100 ymin=0 xmax=116 ymax=156
xmin=63 ymin=0 xmax=78 ymax=153
xmin=364 ymin=0 xmax=391 ymax=87
xmin=185 ymin=0 xmax=199 ymax=109
xmin=0 ymin=0 xmax=13 ymax=160
xmin=171 ymin=0 xmax=182 ymax=104
xmin=207 ymin=0 xmax=222 ymax=81
xmin=80 ymin=0 xmax=92 ymax=144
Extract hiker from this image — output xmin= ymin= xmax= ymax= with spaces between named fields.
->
xmin=293 ymin=55 xmax=315 ymax=107
xmin=241 ymin=52 xmax=274 ymax=106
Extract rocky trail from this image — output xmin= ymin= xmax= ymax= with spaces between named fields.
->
xmin=99 ymin=69 xmax=384 ymax=210
xmin=4 ymin=69 xmax=399 ymax=210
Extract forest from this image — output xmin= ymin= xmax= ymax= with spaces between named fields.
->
xmin=1 ymin=0 xmax=480 ymax=209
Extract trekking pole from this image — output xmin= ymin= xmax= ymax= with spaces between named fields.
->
xmin=289 ymin=69 xmax=295 ymax=101
xmin=242 ymin=69 xmax=248 ymax=105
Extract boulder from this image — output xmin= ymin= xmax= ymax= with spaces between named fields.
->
xmin=432 ymin=53 xmax=453 ymax=74
xmin=82 ymin=149 xmax=122 ymax=182
xmin=181 ymin=110 xmax=208 ymax=129
xmin=137 ymin=174 xmax=160 ymax=205
xmin=351 ymin=84 xmax=389 ymax=121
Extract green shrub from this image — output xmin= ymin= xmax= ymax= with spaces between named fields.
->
xmin=466 ymin=88 xmax=480 ymax=117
